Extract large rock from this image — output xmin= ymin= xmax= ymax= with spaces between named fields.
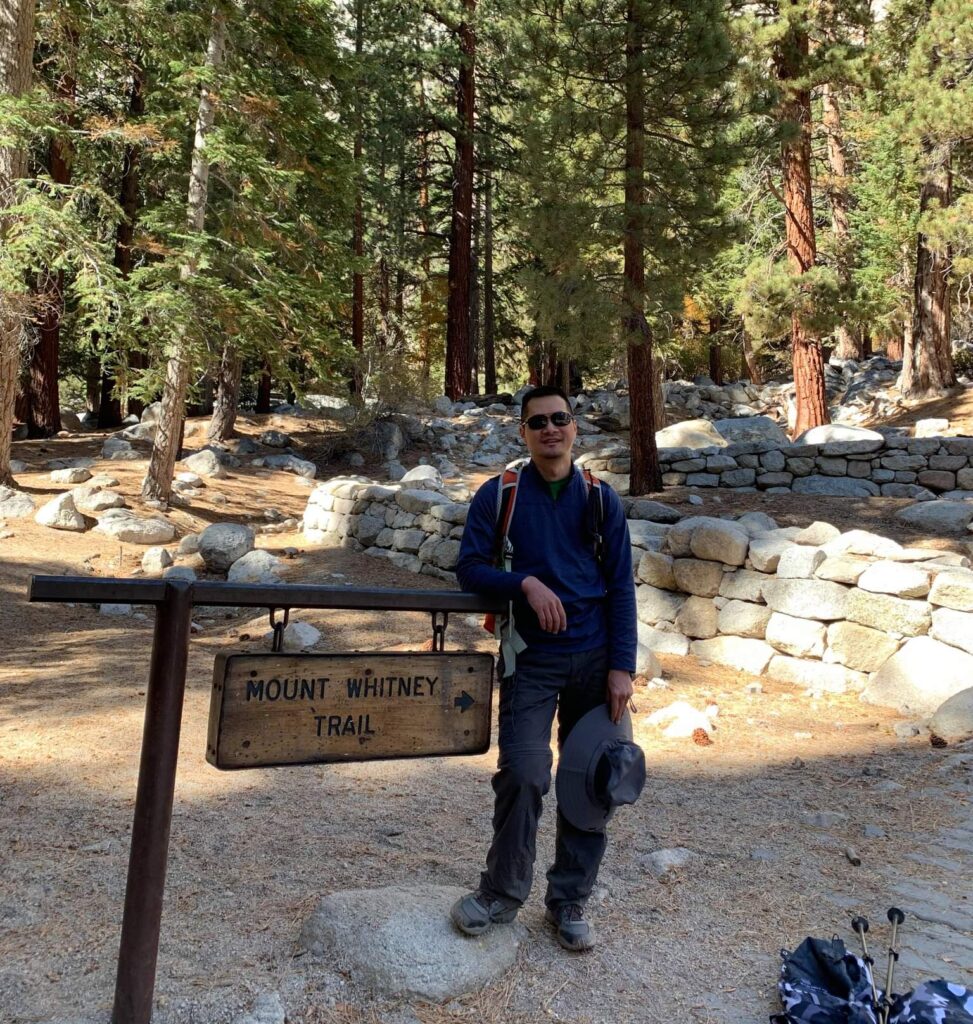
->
xmin=228 ymin=549 xmax=284 ymax=584
xmin=765 ymin=612 xmax=826 ymax=658
xmin=674 ymin=596 xmax=718 ymax=639
xmin=712 ymin=416 xmax=788 ymax=445
xmin=0 ymin=486 xmax=35 ymax=519
xmin=181 ymin=449 xmax=228 ymax=479
xmin=141 ymin=546 xmax=173 ymax=574
xmin=637 ymin=585 xmax=686 ymax=624
xmin=624 ymin=499 xmax=682 ymax=524
xmin=672 ymin=558 xmax=723 ymax=598
xmin=762 ymin=578 xmax=849 ymax=620
xmin=792 ymin=475 xmax=880 ymax=497
xmin=400 ymin=465 xmax=444 ymax=490
xmin=895 ymin=500 xmax=973 ymax=534
xmin=856 ymin=561 xmax=931 ymax=599
xmin=636 ymin=643 xmax=662 ymax=679
xmin=928 ymin=567 xmax=973 ymax=611
xmin=50 ymin=467 xmax=91 ymax=485
xmin=717 ymin=600 xmax=771 ymax=639
xmin=748 ymin=531 xmax=797 ymax=573
xmin=299 ymin=885 xmax=525 ymax=1000
xmin=793 ymin=521 xmax=841 ymax=546
xmin=776 ymin=545 xmax=825 ymax=579
xmin=930 ymin=607 xmax=973 ymax=655
xmin=719 ymin=568 xmax=768 ymax=602
xmin=666 ymin=516 xmax=726 ymax=556
xmin=35 ymin=492 xmax=86 ymax=531
xmin=656 ymin=419 xmax=727 ymax=450
xmin=814 ymin=555 xmax=870 ymax=585
xmin=260 ymin=453 xmax=317 ymax=479
xmin=637 ymin=550 xmax=676 ymax=590
xmin=689 ymin=521 xmax=749 ymax=567
xmin=395 ymin=488 xmax=451 ymax=514
xmin=844 ymin=589 xmax=931 ymax=637
xmin=767 ymin=656 xmax=865 ymax=694
xmin=199 ymin=523 xmax=255 ymax=572
xmin=795 ymin=424 xmax=884 ymax=445
xmin=928 ymin=687 xmax=973 ymax=745
xmin=824 ymin=529 xmax=902 ymax=559
xmin=825 ymin=621 xmax=900 ymax=673
xmin=93 ymin=508 xmax=176 ymax=544
xmin=690 ymin=636 xmax=775 ymax=674
xmin=638 ymin=622 xmax=690 ymax=656
xmin=862 ymin=636 xmax=973 ymax=716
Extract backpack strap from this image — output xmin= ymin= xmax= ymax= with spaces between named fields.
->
xmin=493 ymin=462 xmax=524 ymax=571
xmin=581 ymin=467 xmax=605 ymax=567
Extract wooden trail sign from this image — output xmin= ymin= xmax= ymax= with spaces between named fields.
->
xmin=207 ymin=652 xmax=494 ymax=769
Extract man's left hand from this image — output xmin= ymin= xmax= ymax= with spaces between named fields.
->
xmin=606 ymin=669 xmax=634 ymax=724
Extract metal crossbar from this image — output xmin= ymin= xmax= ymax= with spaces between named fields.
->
xmin=26 ymin=575 xmax=502 ymax=1024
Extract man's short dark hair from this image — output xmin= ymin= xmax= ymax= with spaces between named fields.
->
xmin=521 ymin=385 xmax=571 ymax=421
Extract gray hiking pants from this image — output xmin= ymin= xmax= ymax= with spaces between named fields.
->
xmin=479 ymin=645 xmax=609 ymax=910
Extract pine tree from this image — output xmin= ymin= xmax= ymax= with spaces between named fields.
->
xmin=0 ymin=0 xmax=37 ymax=486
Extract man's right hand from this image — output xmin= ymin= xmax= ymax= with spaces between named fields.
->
xmin=521 ymin=576 xmax=567 ymax=633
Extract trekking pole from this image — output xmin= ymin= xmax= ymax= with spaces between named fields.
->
xmin=851 ymin=916 xmax=882 ymax=1016
xmin=881 ymin=907 xmax=905 ymax=1024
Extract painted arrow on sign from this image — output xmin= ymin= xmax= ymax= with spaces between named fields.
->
xmin=454 ymin=690 xmax=475 ymax=712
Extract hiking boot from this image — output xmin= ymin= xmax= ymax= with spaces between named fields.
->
xmin=450 ymin=890 xmax=519 ymax=936
xmin=545 ymin=903 xmax=594 ymax=952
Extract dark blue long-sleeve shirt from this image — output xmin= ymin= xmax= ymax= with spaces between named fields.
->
xmin=456 ymin=461 xmax=637 ymax=672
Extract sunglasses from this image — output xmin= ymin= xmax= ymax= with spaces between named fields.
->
xmin=523 ymin=411 xmax=574 ymax=430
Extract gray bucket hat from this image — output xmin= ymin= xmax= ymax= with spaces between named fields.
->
xmin=555 ymin=705 xmax=646 ymax=832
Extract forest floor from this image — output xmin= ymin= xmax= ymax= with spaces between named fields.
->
xmin=1 ymin=397 xmax=972 ymax=1024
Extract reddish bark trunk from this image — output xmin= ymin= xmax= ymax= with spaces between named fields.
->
xmin=902 ymin=141 xmax=954 ymax=395
xmin=775 ymin=28 xmax=828 ymax=436
xmin=822 ymin=83 xmax=858 ymax=361
xmin=444 ymin=0 xmax=476 ymax=400
xmin=103 ymin=62 xmax=145 ymax=425
xmin=350 ymin=0 xmax=364 ymax=397
xmin=256 ymin=362 xmax=272 ymax=413
xmin=624 ymin=0 xmax=660 ymax=496
xmin=708 ymin=314 xmax=723 ymax=385
xmin=483 ymin=162 xmax=496 ymax=394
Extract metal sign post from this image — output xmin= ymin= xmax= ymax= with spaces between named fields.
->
xmin=26 ymin=575 xmax=503 ymax=1024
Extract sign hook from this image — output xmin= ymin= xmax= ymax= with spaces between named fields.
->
xmin=430 ymin=611 xmax=448 ymax=652
xmin=269 ymin=607 xmax=290 ymax=653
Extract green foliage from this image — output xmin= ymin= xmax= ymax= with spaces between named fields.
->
xmin=737 ymin=261 xmax=843 ymax=342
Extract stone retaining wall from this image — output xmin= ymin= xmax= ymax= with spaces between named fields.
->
xmin=304 ymin=477 xmax=973 ymax=719
xmin=578 ymin=435 xmax=973 ymax=500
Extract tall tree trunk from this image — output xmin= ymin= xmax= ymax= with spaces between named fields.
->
xmin=256 ymin=361 xmax=272 ymax=413
xmin=469 ymin=185 xmax=481 ymax=394
xmin=350 ymin=0 xmax=365 ymax=396
xmin=742 ymin=327 xmax=762 ymax=385
xmin=143 ymin=8 xmax=226 ymax=503
xmin=417 ymin=74 xmax=433 ymax=384
xmin=776 ymin=27 xmax=828 ymax=437
xmin=101 ymin=60 xmax=145 ymax=427
xmin=624 ymin=0 xmax=661 ymax=496
xmin=821 ymin=83 xmax=858 ymax=361
xmin=394 ymin=149 xmax=406 ymax=348
xmin=444 ymin=0 xmax=476 ymax=400
xmin=483 ymin=160 xmax=496 ymax=394
xmin=26 ymin=271 xmax=63 ymax=437
xmin=0 ymin=0 xmax=36 ymax=485
xmin=208 ymin=343 xmax=241 ymax=441
xmin=901 ymin=141 xmax=954 ymax=396
xmin=24 ymin=38 xmax=76 ymax=438
xmin=708 ymin=314 xmax=723 ymax=385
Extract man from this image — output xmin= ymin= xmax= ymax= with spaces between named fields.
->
xmin=452 ymin=384 xmax=637 ymax=952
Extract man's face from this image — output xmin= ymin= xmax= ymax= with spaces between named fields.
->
xmin=519 ymin=394 xmax=577 ymax=462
